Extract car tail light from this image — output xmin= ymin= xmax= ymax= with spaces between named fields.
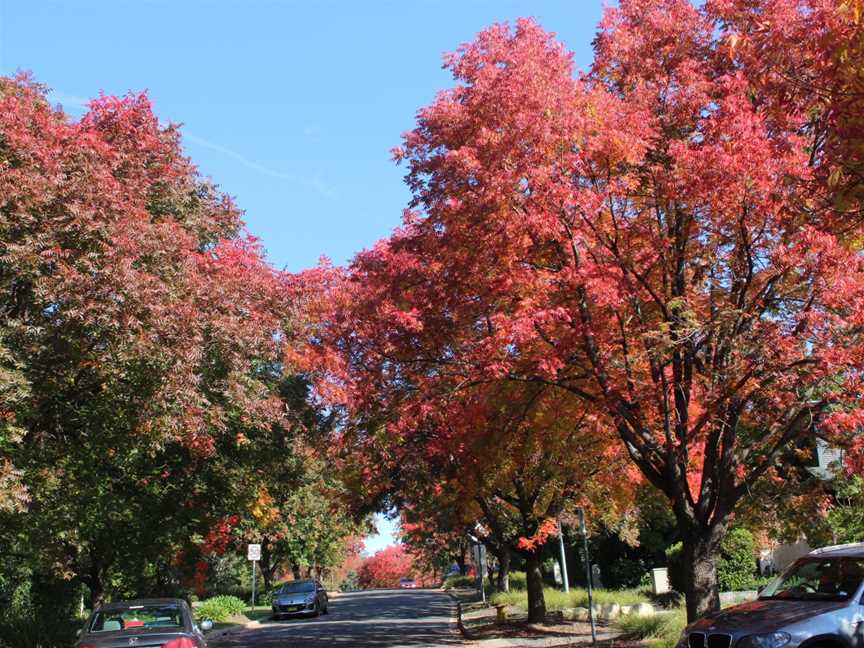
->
xmin=162 ymin=639 xmax=196 ymax=648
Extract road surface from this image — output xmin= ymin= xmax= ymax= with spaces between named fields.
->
xmin=209 ymin=588 xmax=462 ymax=647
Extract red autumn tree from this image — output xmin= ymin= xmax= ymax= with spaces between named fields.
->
xmin=0 ymin=75 xmax=290 ymax=605
xmin=331 ymin=6 xmax=864 ymax=621
xmin=357 ymin=545 xmax=416 ymax=589
xmin=708 ymin=0 xmax=864 ymax=223
xmin=295 ymin=255 xmax=630 ymax=620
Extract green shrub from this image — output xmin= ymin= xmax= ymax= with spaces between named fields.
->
xmin=339 ymin=570 xmax=360 ymax=592
xmin=443 ymin=575 xmax=478 ymax=590
xmin=665 ymin=542 xmax=686 ymax=593
xmin=482 ymin=570 xmax=528 ymax=595
xmin=195 ymin=595 xmax=246 ymax=622
xmin=665 ymin=529 xmax=758 ymax=594
xmin=619 ymin=613 xmax=672 ymax=638
xmin=490 ymin=586 xmax=649 ymax=612
xmin=619 ymin=608 xmax=688 ymax=648
xmin=607 ymin=557 xmax=650 ymax=589
xmin=718 ymin=528 xmax=756 ymax=592
xmin=0 ymin=570 xmax=82 ymax=648
xmin=508 ymin=571 xmax=527 ymax=591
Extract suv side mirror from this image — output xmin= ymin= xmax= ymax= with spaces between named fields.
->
xmin=200 ymin=619 xmax=213 ymax=632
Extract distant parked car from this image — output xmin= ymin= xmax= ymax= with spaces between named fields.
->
xmin=271 ymin=579 xmax=329 ymax=619
xmin=399 ymin=577 xmax=417 ymax=589
xmin=74 ymin=598 xmax=211 ymax=647
xmin=679 ymin=543 xmax=864 ymax=648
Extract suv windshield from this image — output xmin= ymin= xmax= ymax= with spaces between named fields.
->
xmin=760 ymin=558 xmax=864 ymax=602
xmin=278 ymin=581 xmax=315 ymax=593
xmin=89 ymin=604 xmax=183 ymax=632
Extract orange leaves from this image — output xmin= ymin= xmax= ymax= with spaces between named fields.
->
xmin=250 ymin=486 xmax=281 ymax=530
xmin=516 ymin=518 xmax=559 ymax=552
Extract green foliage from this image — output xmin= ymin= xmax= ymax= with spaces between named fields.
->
xmin=508 ymin=571 xmax=527 ymax=591
xmin=339 ymin=571 xmax=360 ymax=592
xmin=443 ymin=574 xmax=478 ymax=589
xmin=0 ymin=562 xmax=82 ymax=648
xmin=618 ymin=608 xmax=688 ymax=648
xmin=717 ymin=528 xmax=757 ymax=592
xmin=490 ymin=586 xmax=649 ymax=611
xmin=194 ymin=595 xmax=247 ymax=622
xmin=607 ymin=557 xmax=650 ymax=589
xmin=665 ymin=543 xmax=686 ymax=594
xmin=826 ymin=476 xmax=864 ymax=543
xmin=666 ymin=529 xmax=758 ymax=593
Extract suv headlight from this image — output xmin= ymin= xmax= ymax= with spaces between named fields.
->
xmin=738 ymin=633 xmax=791 ymax=648
xmin=305 ymin=594 xmax=316 ymax=603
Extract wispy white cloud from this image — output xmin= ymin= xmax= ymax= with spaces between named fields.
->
xmin=48 ymin=90 xmax=339 ymax=201
xmin=183 ymin=133 xmax=339 ymax=201
xmin=49 ymin=90 xmax=89 ymax=112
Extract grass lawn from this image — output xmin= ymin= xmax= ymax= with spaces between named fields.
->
xmin=617 ymin=608 xmax=687 ymax=648
xmin=490 ymin=587 xmax=650 ymax=611
xmin=204 ymin=605 xmax=273 ymax=632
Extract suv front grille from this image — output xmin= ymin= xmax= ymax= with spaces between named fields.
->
xmin=689 ymin=633 xmax=705 ymax=648
xmin=707 ymin=634 xmax=732 ymax=648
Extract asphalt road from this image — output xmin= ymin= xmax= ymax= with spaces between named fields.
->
xmin=208 ymin=588 xmax=462 ymax=647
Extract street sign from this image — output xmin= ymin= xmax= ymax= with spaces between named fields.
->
xmin=472 ymin=543 xmax=487 ymax=604
xmin=247 ymin=543 xmax=261 ymax=561
xmin=472 ymin=543 xmax=486 ymax=567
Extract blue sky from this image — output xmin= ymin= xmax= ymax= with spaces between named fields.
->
xmin=0 ymin=0 xmax=606 ymax=551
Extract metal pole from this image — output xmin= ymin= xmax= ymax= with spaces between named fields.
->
xmin=578 ymin=507 xmax=597 ymax=647
xmin=557 ymin=519 xmax=570 ymax=593
xmin=477 ymin=544 xmax=486 ymax=604
xmin=251 ymin=560 xmax=257 ymax=608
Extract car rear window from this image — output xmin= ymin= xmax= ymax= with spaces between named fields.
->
xmin=89 ymin=604 xmax=184 ymax=631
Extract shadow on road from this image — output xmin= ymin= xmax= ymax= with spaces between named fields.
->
xmin=211 ymin=589 xmax=462 ymax=647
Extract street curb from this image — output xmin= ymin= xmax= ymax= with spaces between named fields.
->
xmin=205 ymin=618 xmax=264 ymax=640
xmin=444 ymin=589 xmax=481 ymax=640
xmin=441 ymin=588 xmax=468 ymax=639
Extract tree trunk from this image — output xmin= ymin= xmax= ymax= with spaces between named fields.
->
xmin=496 ymin=549 xmax=511 ymax=593
xmin=89 ymin=574 xmax=105 ymax=610
xmin=261 ymin=563 xmax=275 ymax=591
xmin=457 ymin=550 xmax=467 ymax=576
xmin=292 ymin=563 xmax=301 ymax=580
xmin=682 ymin=529 xmax=723 ymax=622
xmin=524 ymin=551 xmax=546 ymax=623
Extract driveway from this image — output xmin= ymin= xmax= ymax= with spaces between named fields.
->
xmin=208 ymin=588 xmax=463 ymax=647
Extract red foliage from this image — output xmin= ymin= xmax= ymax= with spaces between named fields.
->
xmin=297 ymin=6 xmax=864 ymax=620
xmin=357 ymin=545 xmax=415 ymax=589
xmin=0 ymin=74 xmax=289 ymax=456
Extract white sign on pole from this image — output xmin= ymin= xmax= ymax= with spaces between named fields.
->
xmin=247 ymin=543 xmax=261 ymax=561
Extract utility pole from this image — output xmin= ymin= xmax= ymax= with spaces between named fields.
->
xmin=577 ymin=508 xmax=597 ymax=648
xmin=557 ymin=519 xmax=570 ymax=593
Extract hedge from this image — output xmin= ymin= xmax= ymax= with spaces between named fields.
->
xmin=195 ymin=595 xmax=246 ymax=622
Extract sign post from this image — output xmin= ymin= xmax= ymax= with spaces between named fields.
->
xmin=577 ymin=508 xmax=597 ymax=648
xmin=248 ymin=544 xmax=261 ymax=608
xmin=557 ymin=519 xmax=570 ymax=593
xmin=472 ymin=543 xmax=487 ymax=604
